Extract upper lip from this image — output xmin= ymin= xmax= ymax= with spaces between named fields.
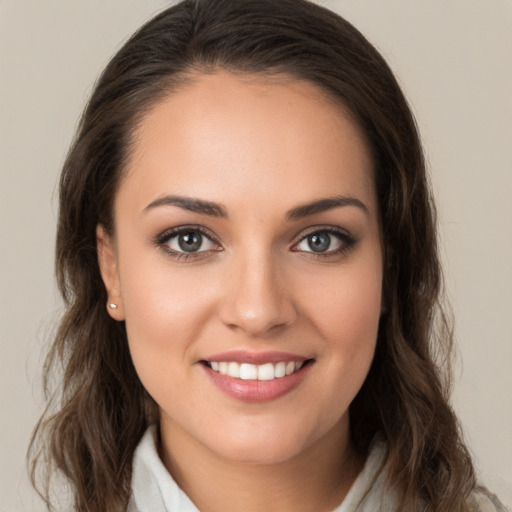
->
xmin=202 ymin=350 xmax=311 ymax=365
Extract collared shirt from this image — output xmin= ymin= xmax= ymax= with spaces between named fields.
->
xmin=127 ymin=426 xmax=509 ymax=512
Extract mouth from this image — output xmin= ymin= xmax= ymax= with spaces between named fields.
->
xmin=200 ymin=355 xmax=315 ymax=403
xmin=201 ymin=360 xmax=311 ymax=381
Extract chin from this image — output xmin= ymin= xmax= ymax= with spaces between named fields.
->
xmin=215 ymin=437 xmax=304 ymax=465
xmin=204 ymin=418 xmax=319 ymax=465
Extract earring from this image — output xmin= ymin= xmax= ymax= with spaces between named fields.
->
xmin=108 ymin=303 xmax=118 ymax=309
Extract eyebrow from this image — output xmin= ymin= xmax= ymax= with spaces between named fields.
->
xmin=285 ymin=196 xmax=369 ymax=220
xmin=143 ymin=195 xmax=228 ymax=217
xmin=143 ymin=194 xmax=368 ymax=219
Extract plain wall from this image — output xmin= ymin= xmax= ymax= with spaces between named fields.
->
xmin=1 ymin=0 xmax=510 ymax=510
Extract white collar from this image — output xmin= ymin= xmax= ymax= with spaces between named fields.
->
xmin=128 ymin=425 xmax=399 ymax=512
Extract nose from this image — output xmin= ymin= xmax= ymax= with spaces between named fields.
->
xmin=218 ymin=251 xmax=297 ymax=337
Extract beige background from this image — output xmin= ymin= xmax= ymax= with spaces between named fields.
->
xmin=1 ymin=0 xmax=511 ymax=510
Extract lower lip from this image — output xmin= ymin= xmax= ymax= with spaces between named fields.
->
xmin=201 ymin=362 xmax=312 ymax=403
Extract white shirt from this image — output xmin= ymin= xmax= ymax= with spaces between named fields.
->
xmin=127 ymin=426 xmax=508 ymax=512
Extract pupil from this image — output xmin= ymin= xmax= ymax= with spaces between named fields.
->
xmin=308 ymin=232 xmax=330 ymax=252
xmin=178 ymin=231 xmax=202 ymax=252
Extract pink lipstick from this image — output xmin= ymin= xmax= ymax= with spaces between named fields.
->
xmin=200 ymin=350 xmax=313 ymax=403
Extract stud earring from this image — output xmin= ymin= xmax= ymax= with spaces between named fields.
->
xmin=108 ymin=303 xmax=118 ymax=309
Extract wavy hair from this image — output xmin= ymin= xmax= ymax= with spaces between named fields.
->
xmin=29 ymin=0 xmax=477 ymax=510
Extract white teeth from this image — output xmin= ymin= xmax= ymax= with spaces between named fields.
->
xmin=274 ymin=362 xmax=286 ymax=378
xmin=219 ymin=362 xmax=228 ymax=375
xmin=239 ymin=363 xmax=258 ymax=380
xmin=258 ymin=363 xmax=275 ymax=381
xmin=227 ymin=362 xmax=239 ymax=378
xmin=208 ymin=360 xmax=306 ymax=380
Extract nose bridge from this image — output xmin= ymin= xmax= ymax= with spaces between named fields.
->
xmin=219 ymin=243 xmax=296 ymax=336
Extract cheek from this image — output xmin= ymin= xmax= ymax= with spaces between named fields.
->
xmin=120 ymin=267 xmax=218 ymax=418
xmin=119 ymin=247 xmax=215 ymax=333
xmin=300 ymin=257 xmax=382 ymax=338
xmin=296 ymin=258 xmax=382 ymax=385
xmin=116 ymin=251 xmax=219 ymax=385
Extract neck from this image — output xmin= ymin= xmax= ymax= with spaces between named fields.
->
xmin=159 ymin=416 xmax=364 ymax=512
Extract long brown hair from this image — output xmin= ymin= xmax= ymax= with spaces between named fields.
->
xmin=29 ymin=0 xmax=477 ymax=510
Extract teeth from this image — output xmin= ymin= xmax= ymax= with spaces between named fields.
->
xmin=258 ymin=363 xmax=275 ymax=381
xmin=275 ymin=362 xmax=286 ymax=378
xmin=227 ymin=362 xmax=239 ymax=378
xmin=208 ymin=360 xmax=306 ymax=380
xmin=239 ymin=363 xmax=258 ymax=380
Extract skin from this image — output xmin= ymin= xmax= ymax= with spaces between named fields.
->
xmin=97 ymin=71 xmax=383 ymax=511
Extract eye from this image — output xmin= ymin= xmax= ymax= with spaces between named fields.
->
xmin=168 ymin=230 xmax=215 ymax=253
xmin=156 ymin=226 xmax=220 ymax=259
xmin=293 ymin=228 xmax=355 ymax=256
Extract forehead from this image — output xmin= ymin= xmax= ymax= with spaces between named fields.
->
xmin=120 ymin=71 xmax=376 ymax=218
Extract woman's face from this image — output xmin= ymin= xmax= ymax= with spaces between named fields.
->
xmin=98 ymin=71 xmax=383 ymax=465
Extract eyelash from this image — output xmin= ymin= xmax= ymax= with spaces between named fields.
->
xmin=154 ymin=225 xmax=357 ymax=261
xmin=155 ymin=225 xmax=221 ymax=261
xmin=292 ymin=226 xmax=357 ymax=259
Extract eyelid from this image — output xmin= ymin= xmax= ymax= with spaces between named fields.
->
xmin=294 ymin=224 xmax=351 ymax=240
xmin=154 ymin=224 xmax=222 ymax=260
xmin=156 ymin=225 xmax=219 ymax=245
xmin=153 ymin=224 xmax=356 ymax=261
xmin=291 ymin=225 xmax=356 ymax=255
xmin=291 ymin=225 xmax=352 ymax=245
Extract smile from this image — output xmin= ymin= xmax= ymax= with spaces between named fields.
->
xmin=200 ymin=353 xmax=314 ymax=403
xmin=205 ymin=361 xmax=304 ymax=381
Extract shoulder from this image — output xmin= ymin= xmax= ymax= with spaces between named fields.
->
xmin=467 ymin=487 xmax=511 ymax=512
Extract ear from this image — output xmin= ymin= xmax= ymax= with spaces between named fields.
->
xmin=96 ymin=224 xmax=125 ymax=321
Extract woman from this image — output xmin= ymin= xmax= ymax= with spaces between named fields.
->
xmin=28 ymin=0 xmax=509 ymax=511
